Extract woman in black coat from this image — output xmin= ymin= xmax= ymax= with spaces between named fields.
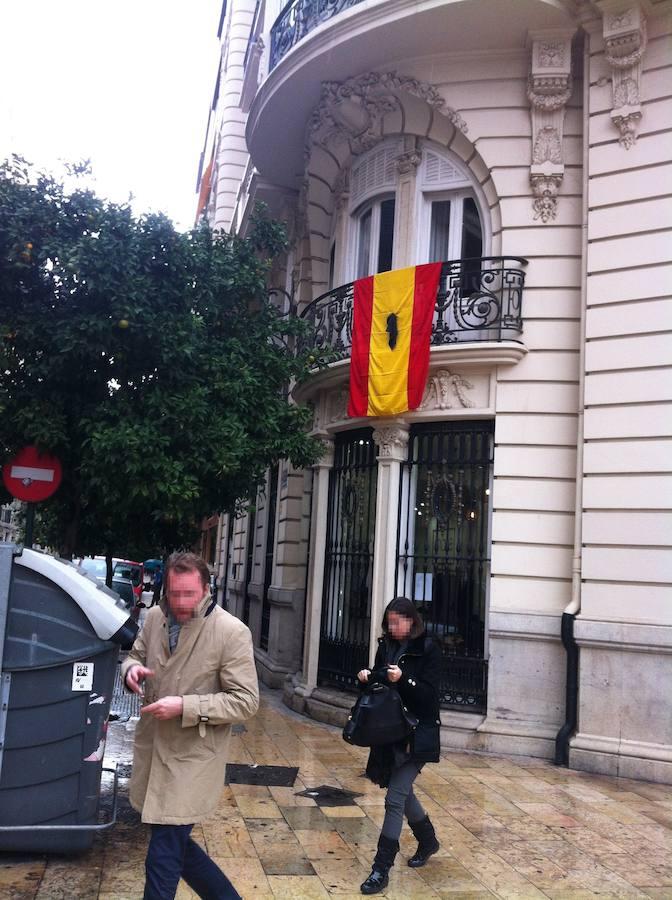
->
xmin=356 ymin=597 xmax=442 ymax=895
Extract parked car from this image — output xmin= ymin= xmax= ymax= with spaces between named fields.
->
xmin=77 ymin=556 xmax=108 ymax=582
xmin=111 ymin=576 xmax=146 ymax=623
xmin=77 ymin=556 xmax=144 ymax=606
xmin=112 ymin=559 xmax=144 ymax=604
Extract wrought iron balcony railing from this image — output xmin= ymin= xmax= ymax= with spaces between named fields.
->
xmin=299 ymin=257 xmax=528 ymax=362
xmin=270 ymin=0 xmax=366 ymax=69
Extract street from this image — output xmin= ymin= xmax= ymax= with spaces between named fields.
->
xmin=1 ymin=686 xmax=672 ymax=898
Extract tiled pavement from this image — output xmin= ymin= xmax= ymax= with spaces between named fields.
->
xmin=2 ymin=688 xmax=672 ymax=899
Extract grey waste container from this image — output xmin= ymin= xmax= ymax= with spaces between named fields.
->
xmin=0 ymin=543 xmax=138 ymax=852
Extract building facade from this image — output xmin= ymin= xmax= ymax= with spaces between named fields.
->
xmin=200 ymin=0 xmax=672 ymax=783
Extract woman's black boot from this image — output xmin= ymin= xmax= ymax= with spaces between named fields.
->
xmin=408 ymin=815 xmax=440 ymax=867
xmin=360 ymin=834 xmax=399 ymax=894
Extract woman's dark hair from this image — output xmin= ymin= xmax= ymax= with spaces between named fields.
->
xmin=381 ymin=597 xmax=425 ymax=639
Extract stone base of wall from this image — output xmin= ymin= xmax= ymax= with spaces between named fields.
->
xmin=281 ymin=678 xmax=558 ymax=759
xmin=570 ymin=734 xmax=672 ymax=785
xmin=254 ymin=649 xmax=295 ymax=690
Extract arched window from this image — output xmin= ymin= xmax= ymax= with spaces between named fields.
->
xmin=417 ymin=147 xmax=485 ymax=264
xmin=342 ymin=139 xmax=487 ymax=283
xmin=348 ymin=138 xmax=402 ymax=280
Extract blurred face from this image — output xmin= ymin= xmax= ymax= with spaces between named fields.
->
xmin=166 ymin=569 xmax=206 ymax=622
xmin=387 ymin=611 xmax=413 ymax=641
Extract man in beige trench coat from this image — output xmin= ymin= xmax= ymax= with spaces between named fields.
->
xmin=121 ymin=551 xmax=259 ymax=900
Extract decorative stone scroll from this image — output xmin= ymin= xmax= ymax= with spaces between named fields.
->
xmin=603 ymin=4 xmax=647 ymax=149
xmin=420 ymin=369 xmax=475 ymax=410
xmin=306 ymin=71 xmax=467 ymax=161
xmin=527 ymin=29 xmax=575 ymax=222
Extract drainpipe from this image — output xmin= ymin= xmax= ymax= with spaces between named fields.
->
xmin=555 ymin=28 xmax=590 ymax=767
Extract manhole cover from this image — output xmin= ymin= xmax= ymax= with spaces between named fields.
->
xmin=225 ymin=764 xmax=299 ymax=787
xmin=295 ymin=785 xmax=363 ymax=807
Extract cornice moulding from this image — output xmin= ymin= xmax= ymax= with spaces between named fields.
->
xmin=293 ymin=341 xmax=527 ymax=405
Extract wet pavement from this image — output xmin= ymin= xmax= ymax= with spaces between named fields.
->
xmin=2 ymin=686 xmax=672 ymax=898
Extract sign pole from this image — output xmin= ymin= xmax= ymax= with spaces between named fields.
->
xmin=24 ymin=503 xmax=35 ymax=549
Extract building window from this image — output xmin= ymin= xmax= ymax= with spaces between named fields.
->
xmin=260 ymin=463 xmax=279 ymax=652
xmin=354 ymin=195 xmax=396 ymax=279
xmin=420 ymin=146 xmax=485 ymax=264
xmin=318 ymin=429 xmax=377 ymax=690
xmin=396 ymin=421 xmax=494 ymax=712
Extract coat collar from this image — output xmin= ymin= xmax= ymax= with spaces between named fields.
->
xmin=377 ymin=632 xmax=427 ymax=655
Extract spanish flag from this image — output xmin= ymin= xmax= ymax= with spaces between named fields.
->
xmin=348 ymin=263 xmax=442 ymax=417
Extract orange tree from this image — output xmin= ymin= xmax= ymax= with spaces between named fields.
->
xmin=0 ymin=157 xmax=323 ymax=559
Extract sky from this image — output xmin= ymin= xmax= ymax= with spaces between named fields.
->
xmin=0 ymin=1 xmax=221 ymax=231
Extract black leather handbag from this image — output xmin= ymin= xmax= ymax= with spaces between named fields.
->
xmin=343 ymin=679 xmax=419 ymax=748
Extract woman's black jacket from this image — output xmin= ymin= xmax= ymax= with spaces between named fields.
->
xmin=362 ymin=633 xmax=442 ymax=786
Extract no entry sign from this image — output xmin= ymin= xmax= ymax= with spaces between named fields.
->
xmin=2 ymin=446 xmax=62 ymax=502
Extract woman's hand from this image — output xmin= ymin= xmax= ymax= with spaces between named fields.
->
xmin=386 ymin=665 xmax=402 ymax=683
xmin=357 ymin=669 xmax=371 ymax=683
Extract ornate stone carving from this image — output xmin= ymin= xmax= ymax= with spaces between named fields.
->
xmin=306 ymin=71 xmax=467 ymax=160
xmin=538 ymin=42 xmax=566 ymax=68
xmin=603 ymin=4 xmax=647 ymax=149
xmin=531 ymin=174 xmax=563 ymax=223
xmin=372 ymin=426 xmax=410 ymax=459
xmin=327 ymin=388 xmax=349 ymax=423
xmin=332 ymin=169 xmax=349 ymax=213
xmin=527 ymin=29 xmax=575 ymax=223
xmin=315 ymin=438 xmax=335 ymax=468
xmin=395 ymin=149 xmax=422 ymax=174
xmin=532 ymin=126 xmax=563 ymax=165
xmin=286 ymin=180 xmax=308 ymax=249
xmin=420 ymin=370 xmax=475 ymax=410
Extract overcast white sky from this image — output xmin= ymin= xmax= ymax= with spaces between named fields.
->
xmin=0 ymin=1 xmax=221 ymax=231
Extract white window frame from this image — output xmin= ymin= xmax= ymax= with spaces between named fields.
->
xmin=415 ymin=145 xmax=490 ymax=264
xmin=349 ymin=191 xmax=397 ymax=281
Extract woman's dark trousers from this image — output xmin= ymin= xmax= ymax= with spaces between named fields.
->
xmin=381 ymin=760 xmax=426 ymax=840
xmin=144 ymin=824 xmax=241 ymax=900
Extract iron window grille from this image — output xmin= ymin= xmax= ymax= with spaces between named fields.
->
xmin=318 ymin=429 xmax=377 ymax=690
xmin=396 ymin=421 xmax=494 ymax=712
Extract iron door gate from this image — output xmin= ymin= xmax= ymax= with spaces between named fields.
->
xmin=318 ymin=429 xmax=377 ymax=690
xmin=396 ymin=421 xmax=494 ymax=711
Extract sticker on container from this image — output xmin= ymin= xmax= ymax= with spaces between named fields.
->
xmin=72 ymin=662 xmax=94 ymax=691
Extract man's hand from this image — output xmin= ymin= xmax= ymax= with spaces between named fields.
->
xmin=357 ymin=669 xmax=371 ymax=683
xmin=125 ymin=664 xmax=154 ymax=695
xmin=141 ymin=696 xmax=184 ymax=720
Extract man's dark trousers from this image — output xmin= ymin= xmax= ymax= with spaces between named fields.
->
xmin=144 ymin=823 xmax=240 ymax=899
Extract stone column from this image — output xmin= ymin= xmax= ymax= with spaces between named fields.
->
xmin=393 ymin=139 xmax=422 ymax=268
xmin=298 ymin=438 xmax=335 ymax=694
xmin=369 ymin=423 xmax=410 ymax=666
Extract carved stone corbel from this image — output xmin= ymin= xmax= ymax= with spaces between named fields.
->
xmin=527 ymin=29 xmax=575 ymax=222
xmin=372 ymin=426 xmax=410 ymax=461
xmin=602 ymin=4 xmax=647 ymax=148
xmin=395 ymin=148 xmax=422 ymax=175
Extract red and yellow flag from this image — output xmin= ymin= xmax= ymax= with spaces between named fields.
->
xmin=348 ymin=263 xmax=442 ymax=418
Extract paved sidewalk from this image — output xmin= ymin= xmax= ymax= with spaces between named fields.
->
xmin=2 ymin=687 xmax=672 ymax=898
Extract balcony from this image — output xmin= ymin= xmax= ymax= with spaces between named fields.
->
xmin=270 ymin=0 xmax=365 ymax=69
xmin=249 ymin=2 xmax=576 ymax=190
xmin=299 ymin=257 xmax=528 ymax=366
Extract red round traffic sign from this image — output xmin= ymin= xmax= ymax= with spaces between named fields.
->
xmin=2 ymin=446 xmax=62 ymax=502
